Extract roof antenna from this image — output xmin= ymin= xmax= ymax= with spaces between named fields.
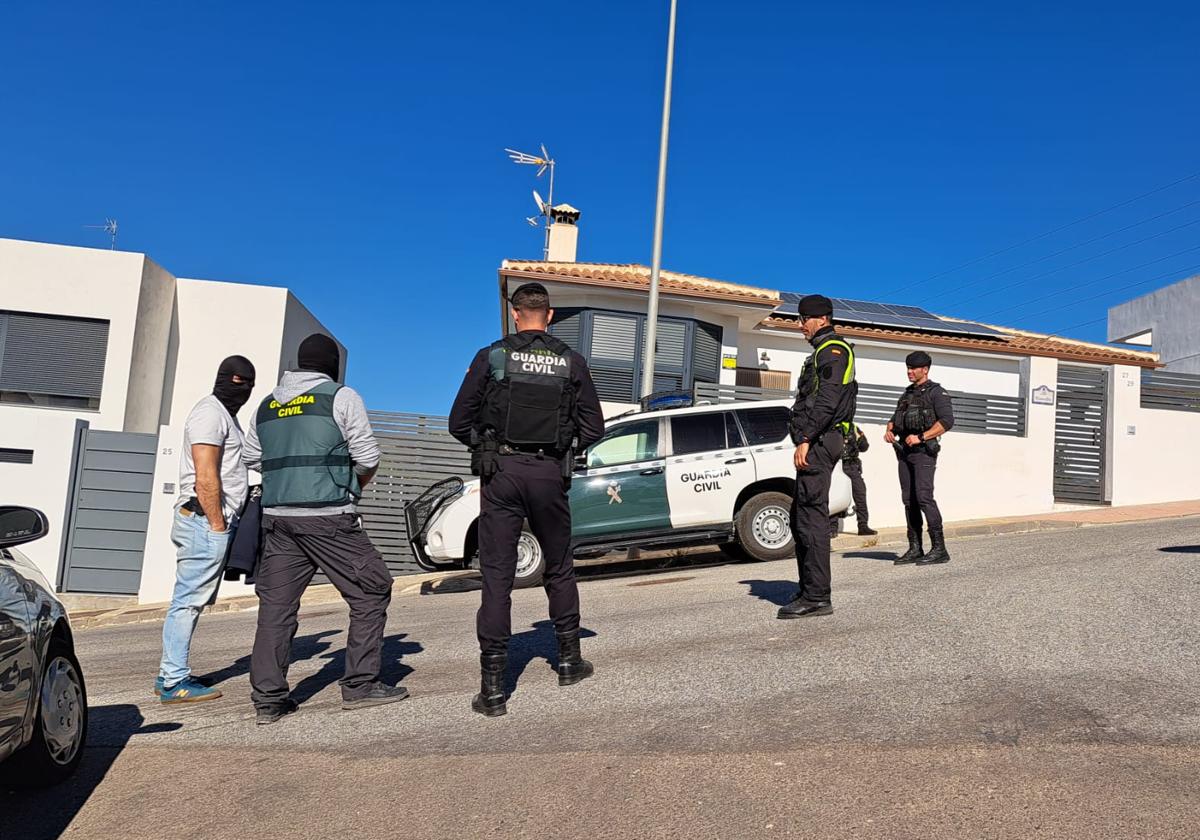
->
xmin=504 ymin=145 xmax=555 ymax=260
xmin=84 ymin=218 xmax=119 ymax=250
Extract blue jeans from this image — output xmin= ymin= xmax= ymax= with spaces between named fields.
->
xmin=159 ymin=510 xmax=234 ymax=687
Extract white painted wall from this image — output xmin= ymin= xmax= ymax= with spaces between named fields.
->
xmin=1108 ymin=364 xmax=1200 ymax=506
xmin=0 ymin=413 xmax=85 ymax=586
xmin=123 ymin=257 xmax=177 ymax=432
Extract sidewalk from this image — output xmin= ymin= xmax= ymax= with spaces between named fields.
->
xmin=68 ymin=499 xmax=1200 ymax=631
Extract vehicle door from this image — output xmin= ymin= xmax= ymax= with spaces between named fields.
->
xmin=0 ymin=554 xmax=34 ymax=761
xmin=736 ymin=405 xmax=796 ymax=478
xmin=570 ymin=419 xmax=671 ymax=539
xmin=666 ymin=411 xmax=757 ymax=528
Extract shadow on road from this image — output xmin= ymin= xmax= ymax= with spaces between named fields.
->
xmin=196 ymin=629 xmax=342 ymax=688
xmin=738 ymin=579 xmax=797 ymax=607
xmin=1159 ymin=545 xmax=1200 ymax=554
xmin=292 ymin=633 xmax=422 ymax=703
xmin=4 ymin=703 xmax=182 ymax=840
xmin=842 ymin=551 xmax=901 ymax=562
xmin=506 ymin=620 xmax=597 ymax=696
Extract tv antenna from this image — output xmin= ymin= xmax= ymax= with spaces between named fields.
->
xmin=84 ymin=218 xmax=119 ymax=250
xmin=504 ymin=144 xmax=555 ymax=259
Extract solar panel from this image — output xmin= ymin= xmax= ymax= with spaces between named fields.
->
xmin=776 ymin=292 xmax=1005 ymax=340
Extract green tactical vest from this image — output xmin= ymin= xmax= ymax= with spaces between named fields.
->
xmin=255 ymin=380 xmax=360 ymax=508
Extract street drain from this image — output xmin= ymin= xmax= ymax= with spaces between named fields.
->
xmin=627 ymin=575 xmax=694 ymax=587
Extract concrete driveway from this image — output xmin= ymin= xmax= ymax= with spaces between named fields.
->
xmin=7 ymin=517 xmax=1200 ymax=839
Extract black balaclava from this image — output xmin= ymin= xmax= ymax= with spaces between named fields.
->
xmin=297 ymin=334 xmax=340 ymax=381
xmin=213 ymin=355 xmax=256 ymax=415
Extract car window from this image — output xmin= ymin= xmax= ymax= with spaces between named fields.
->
xmin=736 ymin=407 xmax=791 ymax=445
xmin=587 ymin=420 xmax=659 ymax=467
xmin=725 ymin=412 xmax=744 ymax=448
xmin=670 ymin=413 xmax=728 ymax=456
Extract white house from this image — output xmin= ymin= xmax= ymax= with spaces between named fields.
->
xmin=0 ymin=237 xmax=344 ymax=603
xmin=495 ymin=258 xmax=1200 ymax=531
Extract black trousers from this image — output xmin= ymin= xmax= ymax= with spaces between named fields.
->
xmin=790 ymin=429 xmax=842 ymax=602
xmin=477 ymin=453 xmax=581 ymax=656
xmin=897 ymin=449 xmax=942 ymax=532
xmin=250 ymin=514 xmax=393 ymax=708
xmin=843 ymin=460 xmax=870 ymax=527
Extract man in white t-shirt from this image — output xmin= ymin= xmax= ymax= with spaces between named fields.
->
xmin=157 ymin=355 xmax=256 ymax=704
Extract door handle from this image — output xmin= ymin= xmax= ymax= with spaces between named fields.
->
xmin=639 ymin=467 xmax=663 ymax=476
xmin=725 ymin=458 xmax=747 ymax=464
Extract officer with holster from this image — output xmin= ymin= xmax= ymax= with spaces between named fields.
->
xmin=885 ymin=350 xmax=955 ymax=566
xmin=782 ymin=294 xmax=857 ymax=619
xmin=449 ymin=282 xmax=605 ymax=716
xmin=834 ymin=422 xmax=875 ymax=537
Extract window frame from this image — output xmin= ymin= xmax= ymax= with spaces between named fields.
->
xmin=584 ymin=418 xmax=663 ymax=469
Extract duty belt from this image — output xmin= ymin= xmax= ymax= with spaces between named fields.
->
xmin=498 ymin=443 xmax=562 ymax=458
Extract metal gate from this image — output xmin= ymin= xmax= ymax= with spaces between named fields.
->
xmin=60 ymin=430 xmax=157 ymax=594
xmin=1053 ymin=365 xmax=1108 ymax=504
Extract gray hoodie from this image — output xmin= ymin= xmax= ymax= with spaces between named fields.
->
xmin=242 ymin=370 xmax=381 ymax=517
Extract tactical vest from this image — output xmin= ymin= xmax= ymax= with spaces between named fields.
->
xmin=794 ymin=335 xmax=859 ymax=428
xmin=255 ymin=380 xmax=359 ymax=508
xmin=896 ymin=383 xmax=939 ymax=436
xmin=477 ymin=332 xmax=576 ymax=452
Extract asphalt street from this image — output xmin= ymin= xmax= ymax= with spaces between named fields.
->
xmin=7 ymin=517 xmax=1200 ymax=839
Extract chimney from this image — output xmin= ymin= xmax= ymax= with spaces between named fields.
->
xmin=547 ymin=204 xmax=581 ymax=262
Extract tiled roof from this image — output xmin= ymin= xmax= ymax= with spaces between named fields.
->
xmin=759 ymin=316 xmax=1161 ymax=368
xmin=500 ymin=260 xmax=779 ymax=305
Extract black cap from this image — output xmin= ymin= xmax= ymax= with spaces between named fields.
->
xmin=510 ymin=282 xmax=549 ymax=305
xmin=905 ymin=350 xmax=932 ymax=368
xmin=797 ymin=294 xmax=833 ymax=318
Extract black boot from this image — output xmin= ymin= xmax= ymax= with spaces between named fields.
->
xmin=857 ymin=523 xmax=878 ymax=536
xmin=556 ymin=632 xmax=594 ymax=686
xmin=471 ymin=652 xmax=508 ymax=717
xmin=917 ymin=528 xmax=950 ymax=565
xmin=893 ymin=529 xmax=924 ymax=565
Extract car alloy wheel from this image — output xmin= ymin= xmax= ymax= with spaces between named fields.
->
xmin=40 ymin=656 xmax=86 ymax=766
xmin=751 ymin=504 xmax=791 ymax=550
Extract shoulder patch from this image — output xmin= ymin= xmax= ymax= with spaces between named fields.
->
xmin=830 ymin=348 xmax=842 ymax=355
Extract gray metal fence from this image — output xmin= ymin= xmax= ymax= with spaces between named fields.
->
xmin=359 ymin=411 xmax=471 ymax=577
xmin=1053 ymin=364 xmax=1108 ymax=504
xmin=694 ymin=381 xmax=1027 ymax=436
xmin=1141 ymin=369 xmax=1200 ymax=412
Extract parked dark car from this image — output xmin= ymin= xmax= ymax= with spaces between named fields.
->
xmin=0 ymin=506 xmax=87 ymax=788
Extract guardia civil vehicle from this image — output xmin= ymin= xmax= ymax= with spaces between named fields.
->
xmin=407 ymin=400 xmax=853 ymax=587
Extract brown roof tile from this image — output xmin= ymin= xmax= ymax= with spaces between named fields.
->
xmin=500 ymin=260 xmax=779 ymax=305
xmin=759 ymin=316 xmax=1160 ymax=368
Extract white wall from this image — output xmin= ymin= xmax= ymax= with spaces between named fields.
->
xmin=124 ymin=257 xmax=177 ymax=432
xmin=1108 ymin=364 xmax=1200 ymax=506
xmin=0 ymin=413 xmax=84 ymax=586
xmin=0 ymin=238 xmax=150 ymax=431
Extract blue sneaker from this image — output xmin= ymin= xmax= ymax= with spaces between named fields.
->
xmin=153 ymin=675 xmax=213 ymax=696
xmin=160 ymin=677 xmax=223 ymax=704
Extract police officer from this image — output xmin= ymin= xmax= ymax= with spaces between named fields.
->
xmin=886 ymin=350 xmax=955 ymax=566
xmin=781 ymin=294 xmax=857 ymax=619
xmin=449 ymin=282 xmax=605 ymax=717
xmin=838 ymin=423 xmax=876 ymax=537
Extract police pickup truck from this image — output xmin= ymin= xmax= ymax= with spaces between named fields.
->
xmin=406 ymin=400 xmax=853 ymax=587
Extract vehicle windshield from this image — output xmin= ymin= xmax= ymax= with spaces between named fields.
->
xmin=586 ymin=420 xmax=659 ymax=468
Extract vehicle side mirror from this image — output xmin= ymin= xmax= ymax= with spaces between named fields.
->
xmin=0 ymin=506 xmax=49 ymax=549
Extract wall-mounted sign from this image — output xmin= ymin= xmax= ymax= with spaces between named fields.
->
xmin=721 ymin=353 xmax=737 ymax=370
xmin=1032 ymin=385 xmax=1055 ymax=405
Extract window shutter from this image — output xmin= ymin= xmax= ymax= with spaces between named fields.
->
xmin=0 ymin=312 xmax=110 ymax=399
xmin=549 ymin=308 xmax=584 ymax=353
xmin=588 ymin=313 xmax=639 ymax=402
xmin=692 ymin=321 xmax=722 ymax=384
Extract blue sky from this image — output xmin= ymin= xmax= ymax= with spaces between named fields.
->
xmin=3 ymin=1 xmax=1198 ymax=412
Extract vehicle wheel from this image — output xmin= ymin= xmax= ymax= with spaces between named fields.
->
xmin=513 ymin=529 xmax=545 ymax=589
xmin=3 ymin=637 xmax=88 ymax=789
xmin=734 ymin=491 xmax=795 ymax=562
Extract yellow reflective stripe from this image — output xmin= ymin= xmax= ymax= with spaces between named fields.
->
xmin=813 ymin=338 xmax=856 ymax=385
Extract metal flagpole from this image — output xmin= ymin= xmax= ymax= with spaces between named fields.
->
xmin=639 ymin=0 xmax=678 ymax=400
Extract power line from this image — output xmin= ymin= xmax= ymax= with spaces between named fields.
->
xmin=947 ymin=216 xmax=1200 ymax=311
xmin=937 ymin=197 xmax=1200 ymax=305
xmin=1026 ymin=260 xmax=1200 ymax=327
xmin=895 ymin=169 xmax=1200 ymax=293
xmin=981 ymin=243 xmax=1200 ymax=320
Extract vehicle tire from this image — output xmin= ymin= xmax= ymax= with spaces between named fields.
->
xmin=513 ymin=529 xmax=545 ymax=589
xmin=2 ymin=637 xmax=88 ymax=789
xmin=734 ymin=491 xmax=795 ymax=562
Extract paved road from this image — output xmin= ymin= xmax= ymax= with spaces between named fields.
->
xmin=8 ymin=518 xmax=1200 ymax=839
